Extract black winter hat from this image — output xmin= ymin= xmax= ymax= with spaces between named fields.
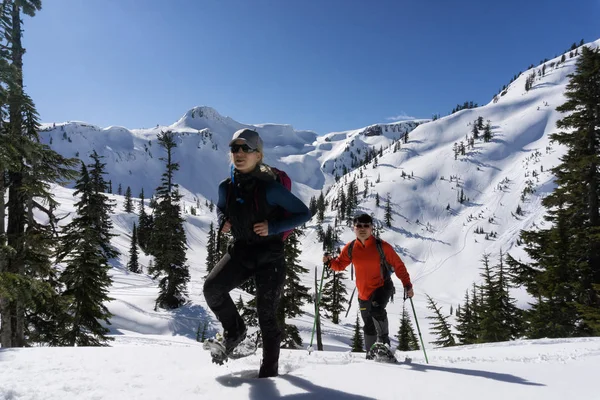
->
xmin=353 ymin=213 xmax=373 ymax=224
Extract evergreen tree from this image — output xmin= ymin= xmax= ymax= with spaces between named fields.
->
xmin=375 ymin=192 xmax=380 ymax=207
xmin=483 ymin=122 xmax=493 ymax=142
xmin=345 ymin=179 xmax=359 ymax=225
xmin=396 ymin=304 xmax=420 ymax=351
xmin=471 ymin=123 xmax=479 ymax=140
xmin=0 ymin=0 xmax=78 ymax=348
xmin=320 ymin=269 xmax=348 ymax=324
xmin=124 ymin=186 xmax=133 ymax=213
xmin=455 ymin=290 xmax=478 ymax=344
xmin=477 ymin=253 xmax=509 ymax=342
xmin=278 ymin=228 xmax=311 ymax=348
xmin=493 ymin=251 xmax=522 ymax=340
xmin=241 ymin=297 xmax=258 ymax=327
xmin=148 ymin=131 xmax=190 ymax=310
xmin=204 ymin=222 xmax=217 ymax=276
xmin=308 ymin=196 xmax=317 ymax=216
xmin=425 ymin=294 xmax=456 ymax=347
xmin=336 ymin=187 xmax=346 ymax=220
xmin=137 ymin=188 xmax=153 ymax=252
xmin=58 ymin=155 xmax=119 ymax=346
xmin=322 ymin=225 xmax=338 ymax=255
xmin=476 ymin=116 xmax=484 ymax=130
xmin=509 ymin=47 xmax=600 ymax=337
xmin=316 ymin=191 xmax=325 ymax=223
xmin=350 ymin=313 xmax=364 ymax=352
xmin=127 ymin=223 xmax=140 ymax=273
xmin=384 ymin=193 xmax=393 ymax=227
xmin=235 ymin=295 xmax=244 ymax=312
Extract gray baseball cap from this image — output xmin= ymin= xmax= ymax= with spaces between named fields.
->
xmin=229 ymin=129 xmax=263 ymax=152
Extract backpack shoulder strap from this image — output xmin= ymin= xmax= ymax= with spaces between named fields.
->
xmin=348 ymin=239 xmax=356 ymax=262
xmin=224 ymin=177 xmax=233 ymax=212
xmin=375 ymin=238 xmax=394 ymax=277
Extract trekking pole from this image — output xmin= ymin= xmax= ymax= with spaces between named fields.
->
xmin=308 ymin=262 xmax=327 ymax=354
xmin=344 ymin=287 xmax=356 ymax=318
xmin=409 ymin=296 xmax=429 ymax=364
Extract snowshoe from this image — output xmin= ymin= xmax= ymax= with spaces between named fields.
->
xmin=203 ymin=331 xmax=259 ymax=365
xmin=368 ymin=342 xmax=397 ymax=363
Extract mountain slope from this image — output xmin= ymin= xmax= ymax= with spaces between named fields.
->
xmin=38 ymin=39 xmax=600 ymax=347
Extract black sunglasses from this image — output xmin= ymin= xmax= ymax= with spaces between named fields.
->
xmin=355 ymin=223 xmax=372 ymax=229
xmin=230 ymin=144 xmax=257 ymax=153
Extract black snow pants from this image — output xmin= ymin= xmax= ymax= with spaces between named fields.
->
xmin=358 ymin=278 xmax=395 ymax=352
xmin=203 ymin=239 xmax=286 ymax=368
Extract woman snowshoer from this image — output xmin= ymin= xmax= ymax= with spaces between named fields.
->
xmin=203 ymin=128 xmax=311 ymax=378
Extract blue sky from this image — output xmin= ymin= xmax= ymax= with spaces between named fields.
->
xmin=23 ymin=0 xmax=600 ymax=134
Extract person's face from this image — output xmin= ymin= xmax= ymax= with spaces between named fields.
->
xmin=354 ymin=221 xmax=372 ymax=241
xmin=230 ymin=140 xmax=262 ymax=173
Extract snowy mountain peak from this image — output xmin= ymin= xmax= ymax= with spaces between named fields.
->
xmin=171 ymin=106 xmax=235 ymax=130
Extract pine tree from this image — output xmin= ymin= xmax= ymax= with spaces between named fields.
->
xmin=396 ymin=304 xmax=420 ymax=351
xmin=124 ymin=186 xmax=133 ymax=213
xmin=316 ymin=191 xmax=325 ymax=223
xmin=455 ymin=289 xmax=475 ymax=344
xmin=477 ymin=253 xmax=508 ymax=342
xmin=137 ymin=188 xmax=153 ymax=252
xmin=0 ymin=0 xmax=79 ymax=348
xmin=205 ymin=222 xmax=217 ymax=276
xmin=483 ymin=122 xmax=493 ymax=142
xmin=425 ymin=294 xmax=456 ymax=347
xmin=235 ymin=295 xmax=244 ymax=311
xmin=345 ymin=179 xmax=359 ymax=225
xmin=278 ymin=228 xmax=311 ymax=348
xmin=471 ymin=123 xmax=479 ymax=140
xmin=241 ymin=297 xmax=258 ymax=327
xmin=58 ymin=154 xmax=119 ymax=346
xmin=127 ymin=223 xmax=140 ymax=273
xmin=493 ymin=251 xmax=522 ymax=340
xmin=476 ymin=116 xmax=484 ymax=130
xmin=320 ymin=269 xmax=348 ymax=324
xmin=384 ymin=193 xmax=393 ymax=227
xmin=350 ymin=313 xmax=364 ymax=352
xmin=117 ymin=183 xmax=122 ymax=196
xmin=336 ymin=187 xmax=346 ymax=220
xmin=149 ymin=131 xmax=190 ymax=310
xmin=308 ymin=196 xmax=317 ymax=216
xmin=322 ymin=225 xmax=338 ymax=255
xmin=509 ymin=47 xmax=600 ymax=337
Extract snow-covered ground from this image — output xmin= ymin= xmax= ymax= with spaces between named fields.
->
xmin=2 ymin=337 xmax=598 ymax=399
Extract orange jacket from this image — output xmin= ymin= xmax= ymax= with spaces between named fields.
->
xmin=329 ymin=236 xmax=411 ymax=301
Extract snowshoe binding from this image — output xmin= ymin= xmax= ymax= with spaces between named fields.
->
xmin=203 ymin=330 xmax=259 ymax=365
xmin=368 ymin=342 xmax=398 ymax=363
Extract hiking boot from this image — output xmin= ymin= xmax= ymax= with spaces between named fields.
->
xmin=258 ymin=360 xmax=279 ymax=378
xmin=223 ymin=326 xmax=247 ymax=354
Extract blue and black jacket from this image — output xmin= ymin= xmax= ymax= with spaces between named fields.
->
xmin=217 ymin=166 xmax=311 ymax=244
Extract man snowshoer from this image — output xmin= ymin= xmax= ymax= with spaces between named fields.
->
xmin=203 ymin=128 xmax=311 ymax=378
xmin=323 ymin=213 xmax=413 ymax=360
